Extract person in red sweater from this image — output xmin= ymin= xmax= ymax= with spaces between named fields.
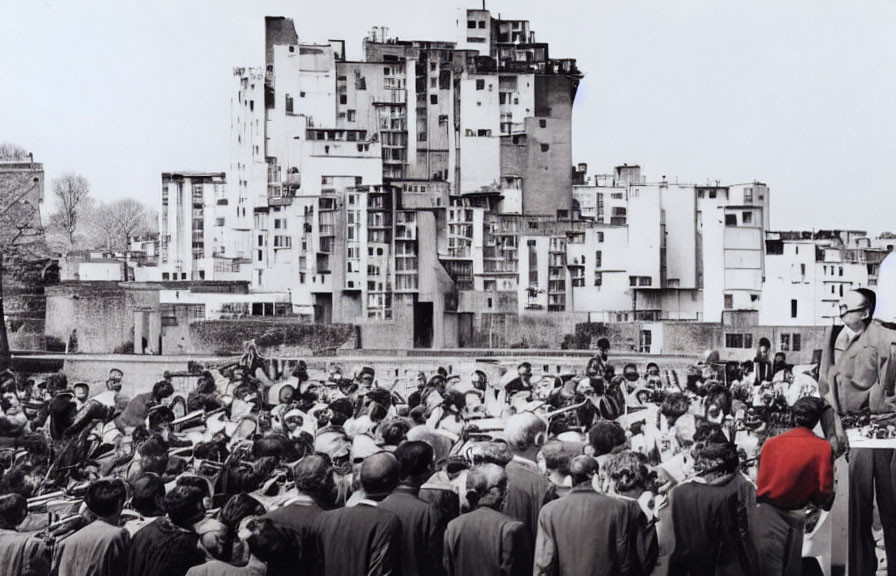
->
xmin=756 ymin=396 xmax=835 ymax=576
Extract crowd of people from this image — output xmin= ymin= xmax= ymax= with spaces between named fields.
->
xmin=0 ymin=287 xmax=893 ymax=576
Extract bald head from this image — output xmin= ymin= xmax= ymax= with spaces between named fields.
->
xmin=568 ymin=455 xmax=599 ymax=486
xmin=504 ymin=412 xmax=547 ymax=452
xmin=359 ymin=452 xmax=401 ymax=499
xmin=466 ymin=463 xmax=508 ymax=510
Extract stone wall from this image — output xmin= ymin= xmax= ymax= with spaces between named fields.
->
xmin=45 ymin=282 xmax=134 ymax=354
xmin=464 ymin=312 xmax=591 ymax=349
xmin=3 ymin=257 xmax=58 ymax=350
xmin=180 ymin=320 xmax=358 ymax=356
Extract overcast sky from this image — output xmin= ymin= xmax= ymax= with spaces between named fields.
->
xmin=2 ymin=0 xmax=894 ymax=232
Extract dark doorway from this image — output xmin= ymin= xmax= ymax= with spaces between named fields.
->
xmin=414 ymin=302 xmax=433 ymax=348
xmin=313 ymin=294 xmax=332 ymax=324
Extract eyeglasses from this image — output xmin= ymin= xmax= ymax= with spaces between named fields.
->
xmin=839 ymin=304 xmax=865 ymax=317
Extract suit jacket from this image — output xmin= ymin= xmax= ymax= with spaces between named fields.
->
xmin=315 ymin=502 xmax=402 ymax=576
xmin=533 ymin=485 xmax=633 ymax=576
xmin=668 ymin=474 xmax=760 ymax=576
xmin=444 ymin=507 xmax=532 ymax=576
xmin=261 ymin=496 xmax=325 ymax=576
xmin=503 ymin=460 xmax=557 ymax=547
xmin=380 ymin=486 xmax=444 ymax=576
xmin=53 ymin=519 xmax=130 ymax=576
xmin=819 ymin=321 xmax=896 ymax=416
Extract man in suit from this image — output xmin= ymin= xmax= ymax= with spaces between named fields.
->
xmin=261 ymin=455 xmax=332 ymax=576
xmin=443 ymin=463 xmax=532 ymax=576
xmin=502 ymin=412 xmax=557 ymax=546
xmin=380 ymin=441 xmax=444 ymax=576
xmin=315 ymin=452 xmax=403 ymax=576
xmin=534 ymin=455 xmax=634 ymax=576
xmin=818 ymin=288 xmax=896 ymax=576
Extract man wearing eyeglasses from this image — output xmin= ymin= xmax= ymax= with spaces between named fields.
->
xmin=818 ymin=288 xmax=896 ymax=576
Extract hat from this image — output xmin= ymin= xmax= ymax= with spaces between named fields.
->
xmin=358 ymin=366 xmax=375 ymax=379
xmin=351 ymin=434 xmax=380 ymax=462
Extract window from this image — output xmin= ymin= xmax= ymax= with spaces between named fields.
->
xmin=595 ymin=251 xmax=602 ymax=268
xmin=726 ymin=333 xmax=744 ymax=349
xmin=791 ymin=299 xmax=798 ymax=318
xmin=430 ymin=94 xmax=438 ymax=105
xmin=285 ymin=95 xmax=293 ymax=113
xmin=638 ymin=277 xmax=652 ymax=286
xmin=800 ymin=263 xmax=806 ymax=276
xmin=709 ymin=190 xmax=717 ymax=199
xmin=478 ymin=20 xmax=486 ymax=28
xmin=162 ymin=272 xmax=170 ymax=280
xmin=596 ymin=231 xmax=604 ymax=242
xmin=467 ymin=20 xmax=476 ymax=28
xmin=742 ymin=211 xmax=753 ymax=224
xmin=215 ymin=217 xmax=225 ymax=226
xmin=793 ymin=334 xmax=801 ymax=351
xmin=541 ymin=143 xmax=550 ymax=152
xmin=347 ymin=110 xmax=356 ymax=122
xmin=725 ymin=214 xmax=737 ymax=226
xmin=476 ymin=79 xmax=485 ymax=90
xmin=724 ymin=294 xmax=734 ymax=309
xmin=780 ymin=334 xmax=791 ymax=352
xmin=839 ymin=267 xmax=843 ymax=276
xmin=539 ymin=119 xmax=546 ymax=128
xmin=744 ymin=187 xmax=753 ymax=203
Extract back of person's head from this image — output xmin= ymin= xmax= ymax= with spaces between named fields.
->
xmin=0 ymin=494 xmax=27 ymax=529
xmin=147 ymin=406 xmax=175 ymax=430
xmin=85 ymin=478 xmax=127 ymax=518
xmin=252 ymin=436 xmax=286 ymax=461
xmin=130 ymin=473 xmax=165 ymax=517
xmin=504 ymin=412 xmax=547 ymax=452
xmin=359 ymin=452 xmax=401 ymax=498
xmin=151 ymin=380 xmax=175 ymax=401
xmin=381 ymin=418 xmax=412 ymax=446
xmin=163 ymin=485 xmax=206 ymax=526
xmin=394 ymin=441 xmax=433 ymax=481
xmin=193 ymin=440 xmax=227 ymax=463
xmin=696 ymin=442 xmax=740 ymax=475
xmin=293 ymin=454 xmax=333 ymax=495
xmin=219 ymin=493 xmax=265 ymax=530
xmin=328 ymin=398 xmax=354 ymax=426
xmin=176 ymin=475 xmax=212 ymax=502
xmin=568 ymin=455 xmax=599 ymax=486
xmin=140 ymin=434 xmax=169 ymax=457
xmin=694 ymin=420 xmax=728 ymax=445
xmin=704 ymin=384 xmax=733 ymax=417
xmin=605 ymin=450 xmax=651 ymax=493
xmin=466 ymin=463 xmax=507 ymax=509
xmin=660 ymin=393 xmax=690 ymax=423
xmin=792 ymin=396 xmax=825 ymax=429
xmin=195 ymin=518 xmax=231 ymax=561
xmin=587 ymin=421 xmax=627 ymax=457
xmin=247 ymin=518 xmax=290 ymax=562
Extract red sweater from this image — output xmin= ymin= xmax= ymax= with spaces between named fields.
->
xmin=756 ymin=427 xmax=834 ymax=510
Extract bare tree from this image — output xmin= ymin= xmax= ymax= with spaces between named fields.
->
xmin=0 ymin=142 xmax=31 ymax=161
xmin=110 ymin=198 xmax=148 ymax=249
xmin=52 ymin=172 xmax=90 ymax=247
xmin=0 ymin=155 xmax=44 ymax=369
xmin=85 ymin=202 xmax=122 ymax=251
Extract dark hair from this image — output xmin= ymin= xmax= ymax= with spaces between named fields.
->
xmin=147 ymin=406 xmax=175 ymax=430
xmin=139 ymin=434 xmax=169 ymax=458
xmin=856 ymin=288 xmax=877 ymax=322
xmin=588 ymin=421 xmax=627 ymax=457
xmin=163 ymin=485 xmax=206 ymax=526
xmin=606 ymin=450 xmax=650 ymax=493
xmin=151 ymin=381 xmax=175 ymax=401
xmin=130 ymin=473 xmax=165 ymax=517
xmin=278 ymin=385 xmax=296 ymax=403
xmin=517 ymin=362 xmax=531 ymax=371
xmin=176 ymin=475 xmax=211 ymax=501
xmin=141 ymin=454 xmax=169 ymax=476
xmin=704 ymin=384 xmax=733 ymax=417
xmin=697 ymin=442 xmax=740 ymax=474
xmin=219 ymin=493 xmax=265 ymax=530
xmin=252 ymin=436 xmax=286 ymax=461
xmin=85 ymin=478 xmax=127 ymax=517
xmin=792 ymin=396 xmax=825 ymax=429
xmin=294 ymin=454 xmax=333 ymax=494
xmin=366 ymin=388 xmax=392 ymax=408
xmin=247 ymin=518 xmax=290 ymax=562
xmin=194 ymin=441 xmax=227 ymax=463
xmin=381 ymin=419 xmax=412 ymax=446
xmin=0 ymin=494 xmax=27 ymax=529
xmin=694 ymin=421 xmax=728 ymax=445
xmin=328 ymin=398 xmax=354 ymax=426
xmin=394 ymin=441 xmax=433 ymax=480
xmin=73 ymin=383 xmax=90 ymax=394
xmin=660 ymin=393 xmax=690 ymax=424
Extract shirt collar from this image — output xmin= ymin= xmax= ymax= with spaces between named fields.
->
xmin=357 ymin=498 xmax=379 ymax=508
xmin=511 ymin=455 xmax=539 ymax=469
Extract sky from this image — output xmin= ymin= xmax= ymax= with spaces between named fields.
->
xmin=2 ymin=0 xmax=895 ymax=232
